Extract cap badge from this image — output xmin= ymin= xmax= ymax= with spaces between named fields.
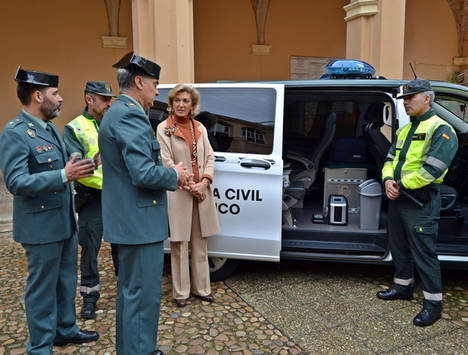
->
xmin=105 ymin=83 xmax=111 ymax=92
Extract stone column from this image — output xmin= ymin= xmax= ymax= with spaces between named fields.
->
xmin=344 ymin=0 xmax=406 ymax=79
xmin=132 ymin=0 xmax=194 ymax=83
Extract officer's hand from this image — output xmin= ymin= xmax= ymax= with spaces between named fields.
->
xmin=93 ymin=152 xmax=101 ymax=167
xmin=65 ymin=155 xmax=95 ymax=182
xmin=174 ymin=162 xmax=192 ymax=187
xmin=385 ymin=179 xmax=400 ymax=200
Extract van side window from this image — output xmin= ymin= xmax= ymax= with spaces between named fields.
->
xmin=435 ymin=97 xmax=468 ymax=123
xmin=153 ymin=87 xmax=276 ymax=155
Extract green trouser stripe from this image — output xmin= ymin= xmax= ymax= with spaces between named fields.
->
xmin=394 ymin=122 xmax=419 ymax=182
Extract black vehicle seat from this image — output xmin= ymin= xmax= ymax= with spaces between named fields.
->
xmin=363 ymin=103 xmax=391 ymax=169
xmin=288 ymin=112 xmax=337 ymax=189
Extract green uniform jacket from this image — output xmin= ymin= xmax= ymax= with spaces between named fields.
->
xmin=0 ymin=110 xmax=76 ymax=244
xmin=63 ymin=109 xmax=103 ymax=189
xmin=382 ymin=109 xmax=458 ymax=190
xmin=98 ymin=94 xmax=178 ymax=244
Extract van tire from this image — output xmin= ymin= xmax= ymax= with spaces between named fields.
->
xmin=209 ymin=257 xmax=239 ymax=281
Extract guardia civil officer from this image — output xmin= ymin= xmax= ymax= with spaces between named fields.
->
xmin=99 ymin=52 xmax=190 ymax=355
xmin=63 ymin=81 xmax=119 ymax=320
xmin=0 ymin=67 xmax=99 ymax=354
xmin=378 ymin=78 xmax=458 ymax=326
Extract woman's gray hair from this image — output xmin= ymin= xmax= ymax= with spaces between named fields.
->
xmin=423 ymin=90 xmax=435 ymax=106
xmin=117 ymin=68 xmax=143 ymax=91
xmin=167 ymin=84 xmax=201 ymax=117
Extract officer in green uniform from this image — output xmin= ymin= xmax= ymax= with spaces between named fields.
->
xmin=99 ymin=52 xmax=190 ymax=355
xmin=63 ymin=81 xmax=119 ymax=319
xmin=0 ymin=67 xmax=99 ymax=354
xmin=378 ymin=78 xmax=458 ymax=327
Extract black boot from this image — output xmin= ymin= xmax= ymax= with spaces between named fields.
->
xmin=80 ymin=302 xmax=96 ymax=319
xmin=413 ymin=299 xmax=442 ymax=327
xmin=377 ymin=284 xmax=414 ymax=300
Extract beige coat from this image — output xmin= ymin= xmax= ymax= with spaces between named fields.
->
xmin=157 ymin=118 xmax=220 ymax=241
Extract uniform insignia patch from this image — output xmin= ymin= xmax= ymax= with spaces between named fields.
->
xmin=412 ymin=133 xmax=426 ymax=140
xmin=28 ymin=122 xmax=34 ymax=127
xmin=442 ymin=133 xmax=450 ymax=140
xmin=27 ymin=129 xmax=35 ymax=138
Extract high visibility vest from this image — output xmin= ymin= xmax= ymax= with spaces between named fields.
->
xmin=382 ymin=114 xmax=455 ymax=189
xmin=67 ymin=115 xmax=103 ymax=189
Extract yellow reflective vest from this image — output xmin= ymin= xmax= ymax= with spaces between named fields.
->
xmin=382 ymin=110 xmax=458 ymax=190
xmin=67 ymin=115 xmax=103 ymax=189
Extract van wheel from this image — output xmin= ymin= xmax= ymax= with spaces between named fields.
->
xmin=209 ymin=257 xmax=239 ymax=281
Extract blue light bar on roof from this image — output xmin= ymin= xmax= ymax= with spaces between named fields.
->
xmin=324 ymin=59 xmax=376 ymax=79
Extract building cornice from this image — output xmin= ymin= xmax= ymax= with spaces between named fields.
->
xmin=344 ymin=0 xmax=379 ymax=22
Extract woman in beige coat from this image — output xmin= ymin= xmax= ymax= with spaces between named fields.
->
xmin=156 ymin=84 xmax=220 ymax=307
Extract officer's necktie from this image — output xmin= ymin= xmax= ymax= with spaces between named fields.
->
xmin=46 ymin=122 xmax=61 ymax=149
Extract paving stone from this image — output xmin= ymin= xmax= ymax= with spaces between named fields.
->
xmin=1 ymin=233 xmax=467 ymax=354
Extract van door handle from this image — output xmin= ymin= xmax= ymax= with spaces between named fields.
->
xmin=215 ymin=156 xmax=226 ymax=162
xmin=240 ymin=159 xmax=271 ymax=169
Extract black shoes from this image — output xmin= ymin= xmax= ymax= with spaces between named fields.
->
xmin=54 ymin=329 xmax=99 ymax=346
xmin=175 ymin=298 xmax=187 ymax=307
xmin=80 ymin=302 xmax=96 ymax=319
xmin=413 ymin=299 xmax=442 ymax=327
xmin=377 ymin=284 xmax=414 ymax=301
xmin=192 ymin=293 xmax=214 ymax=303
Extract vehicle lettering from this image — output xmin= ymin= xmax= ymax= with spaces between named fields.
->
xmin=224 ymin=188 xmax=263 ymax=201
xmin=213 ymin=187 xmax=263 ymax=215
xmin=216 ymin=203 xmax=240 ymax=215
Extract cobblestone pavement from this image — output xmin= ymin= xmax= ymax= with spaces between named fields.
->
xmin=226 ymin=260 xmax=468 ymax=354
xmin=0 ymin=232 xmax=302 ymax=355
xmin=0 ymin=230 xmax=467 ymax=354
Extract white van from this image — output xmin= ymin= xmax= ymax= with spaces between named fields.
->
xmin=151 ymin=78 xmax=468 ymax=280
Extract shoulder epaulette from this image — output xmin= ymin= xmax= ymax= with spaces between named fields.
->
xmin=7 ymin=117 xmax=24 ymax=128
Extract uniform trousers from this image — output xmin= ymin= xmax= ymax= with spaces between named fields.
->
xmin=78 ymin=194 xmax=118 ymax=304
xmin=387 ymin=188 xmax=442 ymax=300
xmin=114 ymin=241 xmax=164 ymax=355
xmin=22 ymin=233 xmax=80 ymax=355
xmin=170 ymin=201 xmax=211 ymax=299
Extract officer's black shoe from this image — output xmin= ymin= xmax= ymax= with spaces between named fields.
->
xmin=54 ymin=329 xmax=99 ymax=346
xmin=377 ymin=284 xmax=414 ymax=301
xmin=80 ymin=302 xmax=96 ymax=319
xmin=413 ymin=299 xmax=442 ymax=327
xmin=152 ymin=350 xmax=165 ymax=355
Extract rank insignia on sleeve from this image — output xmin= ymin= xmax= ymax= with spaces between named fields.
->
xmin=27 ymin=129 xmax=36 ymax=138
xmin=442 ymin=133 xmax=450 ymax=140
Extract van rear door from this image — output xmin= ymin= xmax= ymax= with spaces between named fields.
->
xmin=155 ymin=84 xmax=285 ymax=262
